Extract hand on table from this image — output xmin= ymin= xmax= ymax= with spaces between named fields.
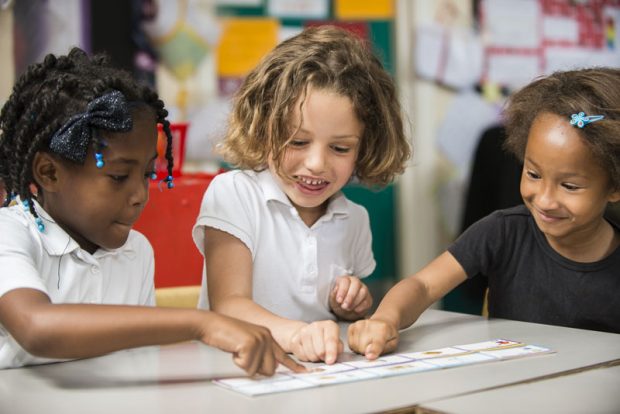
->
xmin=347 ymin=318 xmax=399 ymax=360
xmin=289 ymin=320 xmax=343 ymax=365
xmin=203 ymin=313 xmax=306 ymax=376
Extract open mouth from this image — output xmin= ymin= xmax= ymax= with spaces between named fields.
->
xmin=295 ymin=175 xmax=330 ymax=192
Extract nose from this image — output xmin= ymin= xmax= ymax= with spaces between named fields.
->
xmin=304 ymin=145 xmax=327 ymax=174
xmin=129 ymin=176 xmax=149 ymax=207
xmin=535 ymin=182 xmax=559 ymax=210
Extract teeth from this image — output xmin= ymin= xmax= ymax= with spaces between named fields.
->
xmin=299 ymin=176 xmax=325 ymax=185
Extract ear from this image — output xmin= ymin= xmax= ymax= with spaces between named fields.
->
xmin=609 ymin=189 xmax=620 ymax=204
xmin=32 ymin=152 xmax=62 ymax=192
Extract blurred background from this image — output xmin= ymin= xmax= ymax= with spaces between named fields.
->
xmin=1 ymin=0 xmax=619 ymax=314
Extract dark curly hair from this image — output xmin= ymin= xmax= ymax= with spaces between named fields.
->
xmin=220 ymin=25 xmax=411 ymax=187
xmin=0 ymin=47 xmax=174 ymax=222
xmin=504 ymin=67 xmax=620 ymax=190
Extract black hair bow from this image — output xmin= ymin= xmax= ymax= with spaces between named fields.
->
xmin=48 ymin=90 xmax=133 ymax=163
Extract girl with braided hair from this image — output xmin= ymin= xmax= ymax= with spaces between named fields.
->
xmin=0 ymin=48 xmax=303 ymax=374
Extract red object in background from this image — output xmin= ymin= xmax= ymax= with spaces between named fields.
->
xmin=156 ymin=123 xmax=187 ymax=179
xmin=133 ymin=173 xmax=215 ymax=288
xmin=305 ymin=21 xmax=369 ymax=40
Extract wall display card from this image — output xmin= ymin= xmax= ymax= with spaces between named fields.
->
xmin=216 ymin=18 xmax=279 ymax=77
xmin=334 ymin=0 xmax=394 ymax=20
xmin=480 ymin=0 xmax=620 ymax=88
xmin=604 ymin=6 xmax=620 ymax=50
xmin=543 ymin=15 xmax=580 ymax=43
xmin=483 ymin=0 xmax=541 ymax=48
xmin=267 ymin=0 xmax=328 ymax=19
xmin=217 ymin=0 xmax=262 ymax=5
xmin=213 ymin=339 xmax=555 ymax=396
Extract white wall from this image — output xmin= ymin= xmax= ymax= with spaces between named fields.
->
xmin=0 ymin=7 xmax=14 ymax=105
xmin=395 ymin=0 xmax=473 ymax=278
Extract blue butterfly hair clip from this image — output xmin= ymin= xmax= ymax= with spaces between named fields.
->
xmin=570 ymin=112 xmax=604 ymax=128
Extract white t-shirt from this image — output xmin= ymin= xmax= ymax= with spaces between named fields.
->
xmin=192 ymin=170 xmax=376 ymax=322
xmin=0 ymin=202 xmax=155 ymax=369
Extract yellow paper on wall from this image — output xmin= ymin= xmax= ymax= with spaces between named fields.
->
xmin=334 ymin=0 xmax=394 ymax=20
xmin=217 ymin=18 xmax=280 ymax=77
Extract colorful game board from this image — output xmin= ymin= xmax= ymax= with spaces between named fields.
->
xmin=214 ymin=339 xmax=554 ymax=396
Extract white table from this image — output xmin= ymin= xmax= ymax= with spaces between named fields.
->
xmin=416 ymin=363 xmax=620 ymax=414
xmin=1 ymin=310 xmax=618 ymax=414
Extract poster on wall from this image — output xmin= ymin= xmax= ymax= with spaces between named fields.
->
xmin=480 ymin=0 xmax=620 ymax=89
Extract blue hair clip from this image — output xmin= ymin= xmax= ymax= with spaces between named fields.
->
xmin=95 ymin=152 xmax=104 ymax=168
xmin=150 ymin=172 xmax=157 ymax=180
xmin=570 ymin=112 xmax=604 ymax=128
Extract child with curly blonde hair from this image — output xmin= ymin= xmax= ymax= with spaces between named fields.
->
xmin=193 ymin=26 xmax=411 ymax=364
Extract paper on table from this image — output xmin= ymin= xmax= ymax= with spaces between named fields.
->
xmin=213 ymin=339 xmax=555 ymax=396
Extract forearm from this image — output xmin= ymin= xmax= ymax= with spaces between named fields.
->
xmin=20 ymin=303 xmax=209 ymax=359
xmin=371 ymin=276 xmax=434 ymax=330
xmin=372 ymin=252 xmax=468 ymax=330
xmin=211 ymin=296 xmax=305 ymax=352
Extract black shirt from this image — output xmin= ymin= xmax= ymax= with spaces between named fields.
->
xmin=449 ymin=205 xmax=620 ymax=333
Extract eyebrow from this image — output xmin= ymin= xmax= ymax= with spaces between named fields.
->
xmin=524 ymin=157 xmax=586 ymax=179
xmin=296 ymin=128 xmax=361 ymax=140
xmin=106 ymin=153 xmax=159 ymax=165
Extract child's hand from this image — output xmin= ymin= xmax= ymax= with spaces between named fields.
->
xmin=329 ymin=276 xmax=373 ymax=320
xmin=204 ymin=313 xmax=306 ymax=376
xmin=347 ymin=318 xmax=399 ymax=360
xmin=289 ymin=320 xmax=343 ymax=364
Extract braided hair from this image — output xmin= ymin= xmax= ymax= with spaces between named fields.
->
xmin=0 ymin=48 xmax=174 ymax=224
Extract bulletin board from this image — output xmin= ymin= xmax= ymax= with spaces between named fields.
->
xmin=478 ymin=0 xmax=620 ymax=88
xmin=215 ymin=0 xmax=395 ymax=95
xmin=214 ymin=0 xmax=399 ymax=285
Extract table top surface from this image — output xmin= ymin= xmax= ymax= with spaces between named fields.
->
xmin=418 ymin=363 xmax=620 ymax=414
xmin=1 ymin=309 xmax=619 ymax=414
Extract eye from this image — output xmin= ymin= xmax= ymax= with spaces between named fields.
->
xmin=288 ymin=139 xmax=308 ymax=148
xmin=562 ymin=183 xmax=581 ymax=191
xmin=331 ymin=145 xmax=351 ymax=154
xmin=525 ymin=170 xmax=540 ymax=180
xmin=109 ymin=175 xmax=128 ymax=182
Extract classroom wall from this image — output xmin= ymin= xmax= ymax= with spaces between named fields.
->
xmin=396 ymin=0 xmax=473 ymax=278
xmin=0 ymin=0 xmax=462 ymax=284
xmin=0 ymin=8 xmax=14 ymax=104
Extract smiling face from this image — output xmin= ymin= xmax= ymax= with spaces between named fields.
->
xmin=40 ymin=108 xmax=159 ymax=253
xmin=269 ymin=87 xmax=363 ymax=226
xmin=520 ymin=112 xmax=620 ymax=251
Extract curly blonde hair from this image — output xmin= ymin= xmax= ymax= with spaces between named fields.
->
xmin=504 ymin=67 xmax=620 ymax=190
xmin=218 ymin=25 xmax=411 ymax=187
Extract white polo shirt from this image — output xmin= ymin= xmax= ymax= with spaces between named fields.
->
xmin=0 ymin=202 xmax=155 ymax=369
xmin=192 ymin=170 xmax=375 ymax=322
